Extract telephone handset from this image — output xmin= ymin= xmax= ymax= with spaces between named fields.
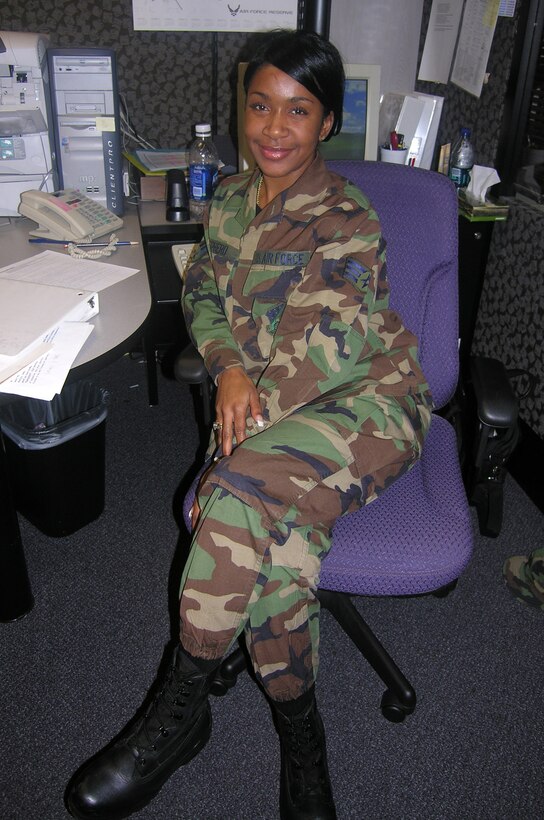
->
xmin=18 ymin=189 xmax=124 ymax=242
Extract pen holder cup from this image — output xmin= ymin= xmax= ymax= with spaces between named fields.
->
xmin=380 ymin=147 xmax=408 ymax=165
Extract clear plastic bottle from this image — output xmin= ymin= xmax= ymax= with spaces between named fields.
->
xmin=448 ymin=127 xmax=475 ymax=190
xmin=188 ymin=123 xmax=219 ymax=221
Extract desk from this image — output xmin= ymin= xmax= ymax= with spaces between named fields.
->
xmin=0 ymin=207 xmax=152 ymax=621
xmin=0 ymin=207 xmax=151 ymax=376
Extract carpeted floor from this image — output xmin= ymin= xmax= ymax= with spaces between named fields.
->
xmin=1 ymin=353 xmax=543 ymax=820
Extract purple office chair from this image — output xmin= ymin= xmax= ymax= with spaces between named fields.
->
xmin=177 ymin=160 xmax=473 ymax=722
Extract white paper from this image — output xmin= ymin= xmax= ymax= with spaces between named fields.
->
xmin=466 ymin=165 xmax=501 ymax=203
xmin=451 ymin=0 xmax=501 ymax=98
xmin=0 ymin=322 xmax=94 ymax=400
xmin=0 ymin=341 xmax=53 ymax=385
xmin=0 ymin=250 xmax=139 ymax=293
xmin=418 ymin=0 xmax=465 ymax=84
xmin=132 ymin=0 xmax=298 ymax=32
xmin=135 ymin=150 xmax=188 ymax=171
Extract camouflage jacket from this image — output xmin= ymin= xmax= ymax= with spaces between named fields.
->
xmin=182 ymin=153 xmax=430 ymax=426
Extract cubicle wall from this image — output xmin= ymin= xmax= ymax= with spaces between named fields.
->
xmin=2 ymin=0 xmax=517 ymax=159
xmin=1 ymin=2 xmax=250 ymax=150
xmin=4 ymin=0 xmax=542 ymax=443
xmin=2 ymin=0 xmax=518 ymax=165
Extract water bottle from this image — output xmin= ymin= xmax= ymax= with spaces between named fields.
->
xmin=188 ymin=123 xmax=219 ymax=221
xmin=449 ymin=127 xmax=475 ymax=190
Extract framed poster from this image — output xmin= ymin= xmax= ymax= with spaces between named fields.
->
xmin=132 ymin=0 xmax=298 ymax=32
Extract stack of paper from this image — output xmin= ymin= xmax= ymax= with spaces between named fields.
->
xmin=132 ymin=150 xmax=188 ymax=174
xmin=0 ymin=250 xmax=138 ymax=401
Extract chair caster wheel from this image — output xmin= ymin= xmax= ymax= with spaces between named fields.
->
xmin=380 ymin=690 xmax=414 ymax=723
xmin=209 ymin=647 xmax=247 ymax=697
xmin=210 ymin=674 xmax=237 ymax=697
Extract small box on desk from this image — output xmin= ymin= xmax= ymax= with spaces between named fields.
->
xmin=458 ymin=190 xmax=509 ymax=222
xmin=140 ymin=175 xmax=167 ymax=201
xmin=124 ymin=150 xmax=187 ymax=201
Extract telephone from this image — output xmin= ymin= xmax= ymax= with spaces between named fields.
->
xmin=18 ymin=189 xmax=124 ymax=242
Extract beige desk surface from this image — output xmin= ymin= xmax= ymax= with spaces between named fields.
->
xmin=137 ymin=200 xmax=203 ymax=236
xmin=0 ymin=205 xmax=151 ymax=374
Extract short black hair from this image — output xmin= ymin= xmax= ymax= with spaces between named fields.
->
xmin=243 ymin=30 xmax=345 ymax=141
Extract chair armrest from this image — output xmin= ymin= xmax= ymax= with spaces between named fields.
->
xmin=470 ymin=356 xmax=518 ymax=429
xmin=174 ymin=344 xmax=208 ymax=385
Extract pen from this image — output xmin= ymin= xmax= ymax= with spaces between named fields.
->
xmin=28 ymin=238 xmax=138 ymax=247
xmin=29 ymin=237 xmax=72 ymax=244
xmin=68 ymin=241 xmax=139 ymax=248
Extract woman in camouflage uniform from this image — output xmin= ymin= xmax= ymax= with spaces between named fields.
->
xmin=67 ymin=31 xmax=432 ymax=820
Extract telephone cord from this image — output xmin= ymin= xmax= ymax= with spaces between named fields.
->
xmin=66 ymin=233 xmax=120 ymax=259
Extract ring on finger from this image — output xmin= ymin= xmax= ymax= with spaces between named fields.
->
xmin=212 ymin=421 xmax=223 ymax=432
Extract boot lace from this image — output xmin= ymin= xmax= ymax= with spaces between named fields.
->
xmin=132 ymin=662 xmax=198 ymax=764
xmin=285 ymin=713 xmax=329 ymax=795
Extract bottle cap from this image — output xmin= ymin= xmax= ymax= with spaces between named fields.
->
xmin=195 ymin=123 xmax=211 ymax=136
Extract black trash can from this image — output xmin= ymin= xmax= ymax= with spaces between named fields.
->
xmin=0 ymin=381 xmax=109 ymax=537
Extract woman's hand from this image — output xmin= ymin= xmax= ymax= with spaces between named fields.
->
xmin=215 ymin=366 xmax=263 ymax=456
xmin=189 ymin=368 xmax=262 ymax=529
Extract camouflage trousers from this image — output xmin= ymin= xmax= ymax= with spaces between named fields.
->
xmin=179 ymin=390 xmax=432 ymax=702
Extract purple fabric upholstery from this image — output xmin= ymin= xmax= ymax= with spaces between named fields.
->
xmin=183 ymin=161 xmax=473 ymax=599
xmin=323 ymin=416 xmax=471 ymax=595
xmin=327 ymin=161 xmax=459 ymax=409
xmin=318 ymin=161 xmax=473 ymax=595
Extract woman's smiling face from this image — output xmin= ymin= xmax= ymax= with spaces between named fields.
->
xmin=244 ymin=64 xmax=334 ymax=192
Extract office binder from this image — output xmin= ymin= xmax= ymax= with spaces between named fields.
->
xmin=0 ymin=278 xmax=98 ymax=358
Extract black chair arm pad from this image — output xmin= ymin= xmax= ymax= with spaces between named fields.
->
xmin=470 ymin=356 xmax=518 ymax=428
xmin=174 ymin=344 xmax=209 ymax=385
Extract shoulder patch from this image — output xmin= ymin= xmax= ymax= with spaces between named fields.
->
xmin=342 ymin=257 xmax=371 ymax=291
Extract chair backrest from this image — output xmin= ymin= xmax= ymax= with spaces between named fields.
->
xmin=326 ymin=160 xmax=459 ymax=409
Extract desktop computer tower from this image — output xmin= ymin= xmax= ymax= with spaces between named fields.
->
xmin=44 ymin=47 xmax=124 ymax=215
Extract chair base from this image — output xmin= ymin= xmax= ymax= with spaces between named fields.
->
xmin=316 ymin=589 xmax=415 ymax=722
xmin=210 ymin=644 xmax=248 ymax=696
xmin=208 ymin=588 xmax=425 ymax=722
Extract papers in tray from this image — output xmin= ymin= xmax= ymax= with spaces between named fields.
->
xmin=135 ymin=149 xmax=188 ymax=172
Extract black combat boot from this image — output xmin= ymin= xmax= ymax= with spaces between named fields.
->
xmin=273 ymin=692 xmax=337 ymax=820
xmin=65 ymin=645 xmax=215 ymax=819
